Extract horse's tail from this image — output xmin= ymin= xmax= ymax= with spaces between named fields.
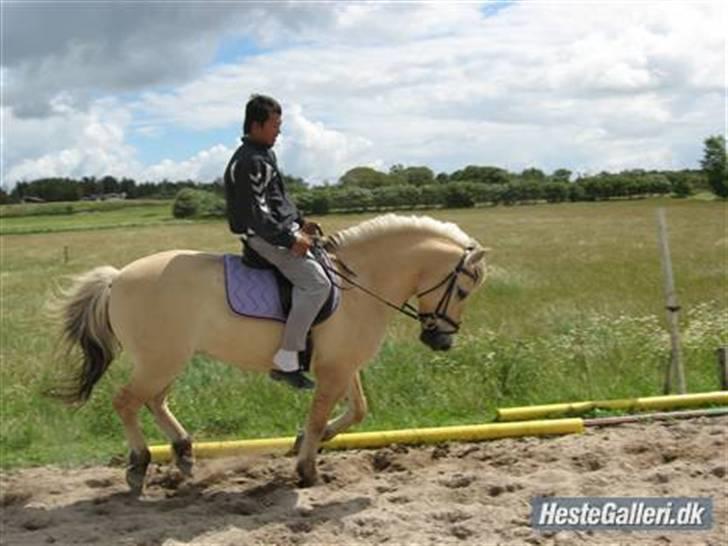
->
xmin=46 ymin=266 xmax=121 ymax=406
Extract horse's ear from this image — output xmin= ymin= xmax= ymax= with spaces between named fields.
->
xmin=465 ymin=248 xmax=487 ymax=267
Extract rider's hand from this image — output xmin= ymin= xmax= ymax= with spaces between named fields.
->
xmin=301 ymin=221 xmax=322 ymax=236
xmin=291 ymin=232 xmax=313 ymax=257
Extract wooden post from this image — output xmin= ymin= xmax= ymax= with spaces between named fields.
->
xmin=657 ymin=208 xmax=686 ymax=394
xmin=718 ymin=347 xmax=728 ymax=391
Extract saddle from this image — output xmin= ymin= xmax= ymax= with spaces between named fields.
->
xmin=223 ymin=243 xmax=341 ymax=372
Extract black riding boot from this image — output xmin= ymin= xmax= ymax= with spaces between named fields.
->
xmin=269 ymin=369 xmax=315 ymax=390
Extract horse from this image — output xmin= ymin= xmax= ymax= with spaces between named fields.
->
xmin=50 ymin=213 xmax=489 ymax=493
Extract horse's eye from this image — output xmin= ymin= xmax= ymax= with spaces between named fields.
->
xmin=456 ymin=287 xmax=469 ymax=300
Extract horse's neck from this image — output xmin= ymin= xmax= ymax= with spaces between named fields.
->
xmin=334 ymin=233 xmax=452 ymax=308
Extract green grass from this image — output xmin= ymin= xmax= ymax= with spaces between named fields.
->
xmin=0 ymin=200 xmax=197 ymax=235
xmin=1 ymin=198 xmax=726 ymax=468
xmin=0 ymin=198 xmax=177 ymax=217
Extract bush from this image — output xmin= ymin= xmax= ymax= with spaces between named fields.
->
xmin=671 ymin=177 xmax=694 ymax=198
xmin=444 ymin=183 xmax=475 ymax=208
xmin=311 ymin=192 xmax=331 ymax=215
xmin=543 ymin=182 xmax=569 ymax=203
xmin=172 ymin=188 xmax=225 ymax=219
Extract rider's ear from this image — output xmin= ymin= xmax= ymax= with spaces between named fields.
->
xmin=465 ymin=248 xmax=488 ymax=268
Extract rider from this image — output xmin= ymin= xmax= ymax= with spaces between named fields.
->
xmin=223 ymin=94 xmax=330 ymax=390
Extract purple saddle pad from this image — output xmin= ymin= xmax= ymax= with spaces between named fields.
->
xmin=223 ymin=253 xmax=340 ymax=323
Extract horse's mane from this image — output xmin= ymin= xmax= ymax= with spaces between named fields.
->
xmin=326 ymin=214 xmax=478 ymax=250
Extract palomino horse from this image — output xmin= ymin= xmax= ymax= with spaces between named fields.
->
xmin=51 ymin=214 xmax=488 ymax=492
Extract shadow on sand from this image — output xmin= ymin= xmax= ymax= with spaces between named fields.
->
xmin=2 ymin=473 xmax=372 ymax=545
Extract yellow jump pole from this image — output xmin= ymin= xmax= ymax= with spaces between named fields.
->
xmin=148 ymin=418 xmax=584 ymax=464
xmin=496 ymin=391 xmax=728 ymax=422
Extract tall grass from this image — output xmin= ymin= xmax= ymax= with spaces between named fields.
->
xmin=1 ymin=198 xmax=726 ymax=468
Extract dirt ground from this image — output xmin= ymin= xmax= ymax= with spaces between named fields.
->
xmin=1 ymin=416 xmax=726 ymax=546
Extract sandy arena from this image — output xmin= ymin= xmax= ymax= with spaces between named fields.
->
xmin=1 ymin=416 xmax=726 ymax=545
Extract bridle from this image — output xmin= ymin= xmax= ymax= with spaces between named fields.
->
xmin=414 ymin=250 xmax=478 ymax=335
xmin=314 ymin=242 xmax=478 ymax=336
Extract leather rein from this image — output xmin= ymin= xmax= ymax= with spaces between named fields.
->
xmin=314 ymin=241 xmax=477 ymax=335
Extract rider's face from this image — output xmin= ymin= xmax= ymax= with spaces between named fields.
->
xmin=251 ymin=114 xmax=281 ymax=147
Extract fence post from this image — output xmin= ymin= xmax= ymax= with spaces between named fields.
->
xmin=718 ymin=347 xmax=728 ymax=391
xmin=657 ymin=208 xmax=686 ymax=394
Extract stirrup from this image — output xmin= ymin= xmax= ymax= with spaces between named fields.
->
xmin=269 ymin=369 xmax=315 ymax=390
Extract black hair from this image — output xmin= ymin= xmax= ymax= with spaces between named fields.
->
xmin=243 ymin=94 xmax=282 ymax=135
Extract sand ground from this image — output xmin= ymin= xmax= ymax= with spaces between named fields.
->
xmin=1 ymin=416 xmax=726 ymax=545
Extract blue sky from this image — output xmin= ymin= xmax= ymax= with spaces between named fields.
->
xmin=2 ymin=1 xmax=725 ymax=187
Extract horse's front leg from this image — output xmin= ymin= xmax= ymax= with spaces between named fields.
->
xmin=296 ymin=373 xmax=349 ymax=487
xmin=322 ymin=371 xmax=367 ymax=441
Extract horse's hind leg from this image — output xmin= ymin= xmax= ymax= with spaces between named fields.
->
xmin=146 ymin=387 xmax=194 ymax=476
xmin=113 ymin=357 xmax=186 ymax=495
xmin=113 ymin=385 xmax=153 ymax=495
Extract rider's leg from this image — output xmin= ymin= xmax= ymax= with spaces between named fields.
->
xmin=246 ymin=236 xmax=331 ymax=385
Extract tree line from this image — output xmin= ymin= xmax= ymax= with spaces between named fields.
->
xmin=3 ymin=136 xmax=725 ymax=212
xmin=172 ymin=167 xmax=706 ymax=219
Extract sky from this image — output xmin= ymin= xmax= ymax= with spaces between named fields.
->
xmin=1 ymin=1 xmax=725 ymax=188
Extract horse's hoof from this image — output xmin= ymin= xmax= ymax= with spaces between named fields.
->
xmin=126 ymin=473 xmax=145 ymax=497
xmin=296 ymin=460 xmax=318 ymax=488
xmin=172 ymin=438 xmax=194 ymax=477
xmin=176 ymin=457 xmax=194 ymax=478
xmin=125 ymin=448 xmax=151 ymax=495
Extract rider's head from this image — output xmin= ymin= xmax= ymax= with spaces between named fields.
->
xmin=244 ymin=94 xmax=282 ymax=147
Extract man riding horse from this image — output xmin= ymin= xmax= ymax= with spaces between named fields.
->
xmin=223 ymin=94 xmax=327 ymax=390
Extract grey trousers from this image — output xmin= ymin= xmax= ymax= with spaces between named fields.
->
xmin=246 ymin=235 xmax=332 ymax=352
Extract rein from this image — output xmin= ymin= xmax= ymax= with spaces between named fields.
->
xmin=313 ymin=240 xmax=476 ymax=334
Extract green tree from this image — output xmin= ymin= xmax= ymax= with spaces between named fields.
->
xmin=444 ymin=183 xmax=475 ymax=208
xmin=450 ymin=165 xmax=509 ymax=185
xmin=521 ymin=167 xmax=546 ymax=181
xmin=100 ymin=175 xmax=120 ymax=194
xmin=435 ymin=172 xmax=450 ymax=184
xmin=400 ymin=166 xmax=434 ymax=186
xmin=551 ymin=169 xmax=572 ymax=183
xmin=420 ymin=184 xmax=446 ymax=206
xmin=543 ymin=182 xmax=569 ymax=203
xmin=339 ymin=167 xmax=389 ymax=189
xmin=283 ymin=174 xmax=308 ymax=193
xmin=671 ymin=177 xmax=693 ymax=198
xmin=701 ymin=135 xmax=728 ymax=198
xmin=335 ymin=187 xmax=374 ymax=211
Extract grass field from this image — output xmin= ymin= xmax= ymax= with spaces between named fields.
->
xmin=0 ymin=200 xmax=196 ymax=235
xmin=1 ymin=197 xmax=726 ymax=468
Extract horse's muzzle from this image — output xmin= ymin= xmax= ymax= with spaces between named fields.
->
xmin=420 ymin=329 xmax=453 ymax=351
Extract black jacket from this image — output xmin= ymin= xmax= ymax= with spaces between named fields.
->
xmin=224 ymin=137 xmax=303 ymax=248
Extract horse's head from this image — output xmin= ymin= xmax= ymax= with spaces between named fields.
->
xmin=415 ymin=245 xmax=488 ymax=351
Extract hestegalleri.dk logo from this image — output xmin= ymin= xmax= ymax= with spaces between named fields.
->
xmin=531 ymin=497 xmax=713 ymax=531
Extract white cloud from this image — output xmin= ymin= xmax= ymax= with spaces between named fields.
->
xmin=276 ymin=104 xmax=374 ymax=184
xmin=3 ymin=98 xmax=141 ymax=184
xmin=139 ymin=144 xmax=232 ymax=183
xmin=3 ymin=2 xmax=725 ymax=186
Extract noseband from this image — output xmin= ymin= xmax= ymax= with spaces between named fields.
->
xmin=412 ymin=251 xmax=478 ymax=335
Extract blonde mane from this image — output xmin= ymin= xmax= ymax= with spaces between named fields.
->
xmin=327 ymin=213 xmax=478 ymax=250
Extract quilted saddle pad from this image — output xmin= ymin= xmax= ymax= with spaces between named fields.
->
xmin=223 ymin=253 xmax=340 ymax=323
